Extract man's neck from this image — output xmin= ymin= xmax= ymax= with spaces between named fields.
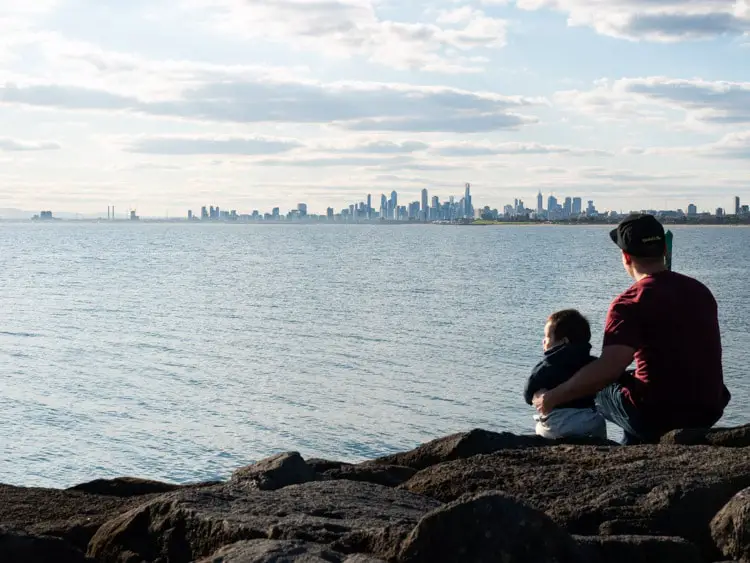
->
xmin=632 ymin=263 xmax=667 ymax=282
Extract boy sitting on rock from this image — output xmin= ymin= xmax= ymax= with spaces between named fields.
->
xmin=524 ymin=309 xmax=607 ymax=439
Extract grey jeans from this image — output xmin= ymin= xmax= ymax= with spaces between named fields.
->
xmin=534 ymin=408 xmax=608 ymax=440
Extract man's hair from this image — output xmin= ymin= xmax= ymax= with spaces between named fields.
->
xmin=547 ymin=309 xmax=591 ymax=344
xmin=627 ymin=253 xmax=665 ymax=267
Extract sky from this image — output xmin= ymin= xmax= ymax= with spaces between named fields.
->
xmin=0 ymin=0 xmax=748 ymax=217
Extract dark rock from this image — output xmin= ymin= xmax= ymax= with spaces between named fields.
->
xmin=68 ymin=477 xmax=183 ymax=497
xmin=371 ymin=428 xmax=616 ymax=471
xmin=661 ymin=425 xmax=750 ymax=448
xmin=196 ymin=539 xmax=385 ymax=562
xmin=88 ymin=479 xmax=441 ymax=563
xmin=0 ymin=483 xmax=160 ymax=552
xmin=398 ymin=491 xmax=579 ymax=563
xmin=711 ymin=487 xmax=750 ymax=562
xmin=0 ymin=526 xmax=87 ymax=563
xmin=231 ymin=452 xmax=316 ymax=491
xmin=322 ymin=464 xmax=416 ymax=488
xmin=402 ymin=443 xmax=750 ymax=560
xmin=574 ymin=535 xmax=703 ymax=563
xmin=306 ymin=459 xmax=353 ymax=474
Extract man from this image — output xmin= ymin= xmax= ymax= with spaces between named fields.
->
xmin=533 ymin=213 xmax=730 ymax=444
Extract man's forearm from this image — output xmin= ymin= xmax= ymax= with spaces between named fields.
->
xmin=547 ymin=358 xmax=621 ymax=406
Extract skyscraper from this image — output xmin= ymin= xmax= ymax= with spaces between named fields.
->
xmin=687 ymin=203 xmax=697 ymax=216
xmin=735 ymin=196 xmax=741 ymax=215
xmin=547 ymin=195 xmax=557 ymax=214
xmin=298 ymin=203 xmax=308 ymax=217
xmin=537 ymin=191 xmax=543 ymax=214
xmin=390 ymin=190 xmax=398 ymax=220
xmin=563 ymin=197 xmax=572 ymax=218
xmin=572 ymin=197 xmax=582 ymax=216
xmin=464 ymin=183 xmax=472 ymax=218
xmin=421 ymin=189 xmax=428 ymax=213
xmin=380 ymin=194 xmax=387 ymax=220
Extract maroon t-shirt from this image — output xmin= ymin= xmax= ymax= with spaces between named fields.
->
xmin=603 ymin=271 xmax=726 ymax=427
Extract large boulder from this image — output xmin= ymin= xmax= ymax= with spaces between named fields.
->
xmin=67 ymin=476 xmax=184 ymax=497
xmin=398 ymin=491 xmax=580 ymax=563
xmin=196 ymin=539 xmax=384 ymax=562
xmin=322 ymin=464 xmax=417 ymax=488
xmin=371 ymin=428 xmax=615 ymax=471
xmin=401 ymin=443 xmax=750 ymax=560
xmin=0 ymin=527 xmax=87 ymax=563
xmin=661 ymin=425 xmax=750 ymax=448
xmin=0 ymin=483 xmax=161 ymax=551
xmin=711 ymin=487 xmax=750 ymax=562
xmin=574 ymin=535 xmax=703 ymax=563
xmin=88 ymin=480 xmax=441 ymax=563
xmin=231 ymin=452 xmax=316 ymax=491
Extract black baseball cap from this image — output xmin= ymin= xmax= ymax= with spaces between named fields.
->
xmin=609 ymin=214 xmax=666 ymax=258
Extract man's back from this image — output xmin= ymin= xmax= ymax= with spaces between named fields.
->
xmin=604 ymin=271 xmax=727 ymax=429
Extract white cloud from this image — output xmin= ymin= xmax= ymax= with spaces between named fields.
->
xmin=178 ymin=0 xmax=508 ymax=72
xmin=625 ymin=130 xmax=750 ymax=159
xmin=0 ymin=78 xmax=544 ymax=133
xmin=0 ymin=138 xmax=60 ymax=151
xmin=556 ymin=77 xmax=750 ymax=127
xmin=432 ymin=141 xmax=611 ymax=156
xmin=124 ymin=135 xmax=303 ymax=155
xmin=516 ymin=0 xmax=750 ymax=41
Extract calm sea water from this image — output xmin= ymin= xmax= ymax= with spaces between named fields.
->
xmin=0 ymin=223 xmax=748 ymax=488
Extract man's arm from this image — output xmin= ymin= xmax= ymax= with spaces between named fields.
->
xmin=534 ymin=345 xmax=634 ymax=414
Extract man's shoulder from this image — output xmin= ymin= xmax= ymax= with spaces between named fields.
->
xmin=644 ymin=271 xmax=715 ymax=300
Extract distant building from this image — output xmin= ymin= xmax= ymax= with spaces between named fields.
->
xmin=130 ymin=210 xmax=139 ymax=221
xmin=327 ymin=207 xmax=334 ymax=220
xmin=272 ymin=207 xmax=280 ymax=220
xmin=572 ymin=197 xmax=582 ymax=216
xmin=537 ymin=191 xmax=543 ymax=214
xmin=735 ymin=196 xmax=741 ymax=215
xmin=366 ymin=194 xmax=372 ymax=219
xmin=716 ymin=208 xmax=725 ymax=217
xmin=464 ymin=183 xmax=472 ymax=218
xmin=298 ymin=203 xmax=308 ymax=218
xmin=421 ymin=189 xmax=429 ymax=217
xmin=563 ymin=197 xmax=572 ymax=218
xmin=201 ymin=206 xmax=208 ymax=220
xmin=586 ymin=200 xmax=597 ymax=216
xmin=687 ymin=203 xmax=697 ymax=216
xmin=188 ymin=210 xmax=193 ymax=221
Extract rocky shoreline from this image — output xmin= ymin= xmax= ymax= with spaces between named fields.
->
xmin=3 ymin=426 xmax=750 ymax=562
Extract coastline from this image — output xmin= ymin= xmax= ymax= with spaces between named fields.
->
xmin=4 ymin=425 xmax=750 ymax=562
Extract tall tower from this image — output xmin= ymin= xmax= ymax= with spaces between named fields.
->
xmin=464 ymin=183 xmax=472 ymax=218
xmin=367 ymin=194 xmax=372 ymax=219
xmin=537 ymin=192 xmax=543 ymax=214
xmin=421 ymin=189 xmax=428 ymax=214
xmin=390 ymin=190 xmax=398 ymax=220
xmin=735 ymin=196 xmax=741 ymax=215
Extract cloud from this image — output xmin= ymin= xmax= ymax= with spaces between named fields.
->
xmin=577 ymin=166 xmax=689 ymax=182
xmin=432 ymin=141 xmax=611 ymax=156
xmin=626 ymin=130 xmax=750 ymax=159
xmin=253 ymin=155 xmax=463 ymax=171
xmin=1 ymin=79 xmax=543 ymax=133
xmin=125 ymin=135 xmax=303 ymax=155
xmin=556 ymin=77 xmax=750 ymax=126
xmin=179 ymin=0 xmax=508 ymax=72
xmin=515 ymin=0 xmax=750 ymax=41
xmin=324 ymin=140 xmax=429 ymax=153
xmin=0 ymin=138 xmax=60 ymax=151
xmin=528 ymin=166 xmax=568 ymax=173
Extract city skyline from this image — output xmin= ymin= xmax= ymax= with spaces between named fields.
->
xmin=0 ymin=2 xmax=747 ymax=217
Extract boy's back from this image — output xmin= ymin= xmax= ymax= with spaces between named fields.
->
xmin=524 ymin=342 xmax=597 ymax=409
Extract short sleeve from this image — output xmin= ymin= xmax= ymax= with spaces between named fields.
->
xmin=603 ymin=297 xmax=641 ymax=350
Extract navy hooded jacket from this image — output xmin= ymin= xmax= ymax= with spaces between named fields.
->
xmin=524 ymin=342 xmax=598 ymax=410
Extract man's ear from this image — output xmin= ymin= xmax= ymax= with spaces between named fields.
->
xmin=623 ymin=252 xmax=633 ymax=265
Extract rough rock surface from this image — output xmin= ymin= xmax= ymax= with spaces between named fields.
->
xmin=0 ymin=527 xmax=88 ymax=563
xmin=401 ymin=444 xmax=750 ymax=560
xmin=398 ymin=491 xmax=580 ymax=563
xmin=371 ymin=428 xmax=616 ymax=470
xmin=322 ymin=464 xmax=417 ymax=488
xmin=88 ymin=480 xmax=441 ymax=563
xmin=68 ymin=477 xmax=184 ymax=497
xmin=231 ymin=452 xmax=317 ymax=491
xmin=661 ymin=425 xmax=750 ymax=448
xmin=711 ymin=487 xmax=750 ymax=562
xmin=0 ymin=483 xmax=159 ymax=551
xmin=574 ymin=534 xmax=703 ymax=563
xmin=197 ymin=539 xmax=384 ymax=562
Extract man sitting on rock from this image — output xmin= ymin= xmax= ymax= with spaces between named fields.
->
xmin=533 ymin=214 xmax=730 ymax=445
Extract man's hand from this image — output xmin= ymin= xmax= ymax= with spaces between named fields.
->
xmin=532 ymin=389 xmax=555 ymax=416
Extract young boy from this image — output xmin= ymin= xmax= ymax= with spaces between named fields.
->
xmin=524 ymin=309 xmax=607 ymax=439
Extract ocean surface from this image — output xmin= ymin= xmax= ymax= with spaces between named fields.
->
xmin=0 ymin=222 xmax=748 ymax=488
